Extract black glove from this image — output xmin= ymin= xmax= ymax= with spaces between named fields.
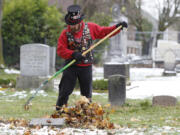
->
xmin=116 ymin=21 xmax=128 ymax=29
xmin=72 ymin=52 xmax=84 ymax=61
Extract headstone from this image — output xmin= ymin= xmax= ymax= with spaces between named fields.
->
xmin=29 ymin=118 xmax=65 ymax=127
xmin=152 ymin=95 xmax=177 ymax=106
xmin=103 ymin=4 xmax=130 ymax=82
xmin=175 ymin=64 xmax=180 ymax=73
xmin=20 ymin=44 xmax=50 ymax=76
xmin=49 ymin=47 xmax=56 ymax=75
xmin=162 ymin=50 xmax=176 ymax=76
xmin=16 ymin=44 xmax=55 ymax=90
xmin=106 ymin=4 xmax=128 ymax=63
xmin=16 ymin=76 xmax=53 ymax=90
xmin=153 ymin=40 xmax=180 ymax=68
xmin=178 ymin=32 xmax=180 ymax=43
xmin=108 ymin=74 xmax=126 ymax=106
xmin=112 ymin=4 xmax=121 ymax=22
xmin=104 ymin=63 xmax=129 ymax=80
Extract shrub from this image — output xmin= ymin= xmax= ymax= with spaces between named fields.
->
xmin=2 ymin=0 xmax=64 ymax=66
xmin=75 ymin=79 xmax=108 ymax=90
xmin=0 ymin=78 xmax=16 ymax=88
xmin=93 ymin=79 xmax=108 ymax=90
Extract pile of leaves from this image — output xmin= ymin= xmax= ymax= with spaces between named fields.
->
xmin=51 ymin=96 xmax=115 ymax=129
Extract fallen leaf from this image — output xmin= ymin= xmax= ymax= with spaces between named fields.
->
xmin=24 ymin=130 xmax=31 ymax=135
xmin=51 ymin=96 xmax=115 ymax=129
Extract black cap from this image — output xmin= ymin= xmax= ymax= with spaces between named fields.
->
xmin=65 ymin=5 xmax=84 ymax=25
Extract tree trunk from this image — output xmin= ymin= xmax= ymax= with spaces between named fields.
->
xmin=0 ymin=0 xmax=4 ymax=67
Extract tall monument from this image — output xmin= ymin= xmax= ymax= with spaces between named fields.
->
xmin=104 ymin=4 xmax=129 ymax=80
xmin=106 ymin=4 xmax=128 ymax=63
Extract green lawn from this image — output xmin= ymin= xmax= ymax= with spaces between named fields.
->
xmin=0 ymin=69 xmax=180 ymax=132
xmin=0 ymin=89 xmax=180 ymax=129
xmin=0 ymin=69 xmax=19 ymax=80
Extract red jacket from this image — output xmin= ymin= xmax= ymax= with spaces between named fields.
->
xmin=57 ymin=21 xmax=120 ymax=66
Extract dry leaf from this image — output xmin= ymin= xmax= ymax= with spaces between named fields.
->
xmin=24 ymin=130 xmax=31 ymax=135
xmin=51 ymin=96 xmax=115 ymax=129
xmin=110 ymin=109 xmax=115 ymax=113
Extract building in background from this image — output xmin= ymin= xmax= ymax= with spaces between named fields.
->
xmin=48 ymin=0 xmax=73 ymax=12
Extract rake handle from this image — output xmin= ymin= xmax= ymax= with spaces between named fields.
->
xmin=82 ymin=25 xmax=122 ymax=56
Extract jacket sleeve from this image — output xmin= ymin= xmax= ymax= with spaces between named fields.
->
xmin=57 ymin=30 xmax=74 ymax=59
xmin=88 ymin=22 xmax=121 ymax=40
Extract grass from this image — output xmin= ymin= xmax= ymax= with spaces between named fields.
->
xmin=0 ymin=88 xmax=180 ymax=129
xmin=0 ymin=69 xmax=180 ymax=132
xmin=0 ymin=69 xmax=19 ymax=80
xmin=109 ymin=100 xmax=180 ymax=128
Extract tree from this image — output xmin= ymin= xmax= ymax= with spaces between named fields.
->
xmin=156 ymin=0 xmax=180 ymax=40
xmin=2 ymin=0 xmax=64 ymax=67
xmin=114 ymin=0 xmax=180 ymax=54
xmin=77 ymin=0 xmax=111 ymax=18
xmin=113 ymin=0 xmax=153 ymax=55
xmin=158 ymin=0 xmax=180 ymax=31
xmin=0 ymin=0 xmax=4 ymax=67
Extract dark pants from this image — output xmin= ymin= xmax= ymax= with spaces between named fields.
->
xmin=56 ymin=65 xmax=92 ymax=110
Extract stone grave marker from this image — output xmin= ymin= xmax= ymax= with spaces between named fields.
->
xmin=104 ymin=63 xmax=130 ymax=85
xmin=49 ymin=47 xmax=56 ymax=75
xmin=175 ymin=64 xmax=180 ymax=73
xmin=108 ymin=74 xmax=126 ymax=106
xmin=162 ymin=50 xmax=176 ymax=76
xmin=104 ymin=63 xmax=129 ymax=79
xmin=153 ymin=40 xmax=180 ymax=68
xmin=106 ymin=4 xmax=128 ymax=63
xmin=29 ymin=118 xmax=65 ymax=127
xmin=104 ymin=4 xmax=129 ymax=84
xmin=20 ymin=44 xmax=50 ymax=76
xmin=16 ymin=44 xmax=55 ymax=90
xmin=152 ymin=95 xmax=177 ymax=106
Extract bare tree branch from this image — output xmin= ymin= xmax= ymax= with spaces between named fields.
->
xmin=158 ymin=0 xmax=180 ymax=31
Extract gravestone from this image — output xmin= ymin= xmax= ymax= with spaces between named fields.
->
xmin=152 ymin=95 xmax=177 ymax=106
xmin=29 ymin=118 xmax=65 ymax=127
xmin=108 ymin=74 xmax=126 ymax=106
xmin=104 ymin=4 xmax=129 ymax=82
xmin=162 ymin=50 xmax=176 ymax=76
xmin=16 ymin=44 xmax=55 ymax=90
xmin=175 ymin=64 xmax=180 ymax=73
xmin=20 ymin=44 xmax=50 ymax=76
xmin=153 ymin=40 xmax=180 ymax=68
xmin=104 ymin=63 xmax=129 ymax=79
xmin=49 ymin=47 xmax=56 ymax=75
xmin=106 ymin=4 xmax=128 ymax=63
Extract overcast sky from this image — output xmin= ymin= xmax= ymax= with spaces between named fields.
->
xmin=141 ymin=0 xmax=165 ymax=20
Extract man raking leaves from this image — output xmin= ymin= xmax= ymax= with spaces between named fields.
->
xmin=56 ymin=4 xmax=127 ymax=111
xmin=24 ymin=4 xmax=127 ymax=110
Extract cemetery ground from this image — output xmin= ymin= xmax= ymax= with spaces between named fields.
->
xmin=0 ymin=68 xmax=180 ymax=134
